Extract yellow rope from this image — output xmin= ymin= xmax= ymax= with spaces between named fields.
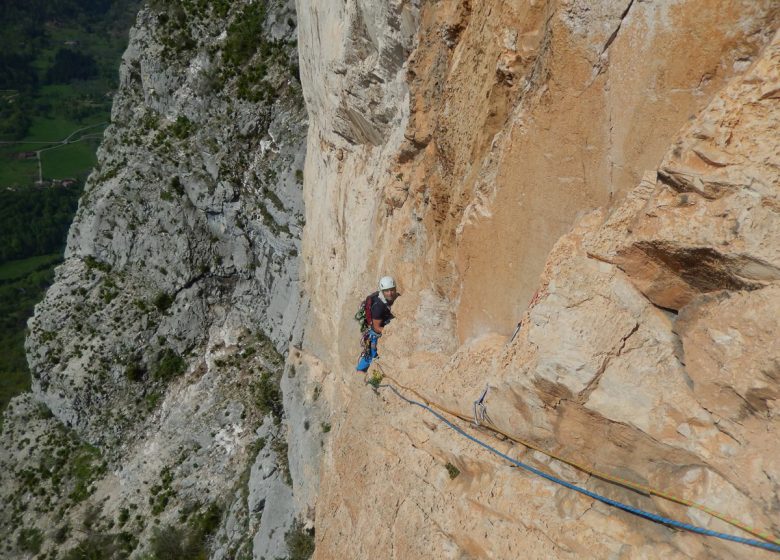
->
xmin=372 ymin=363 xmax=780 ymax=545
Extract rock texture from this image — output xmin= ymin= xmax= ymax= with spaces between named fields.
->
xmin=2 ymin=1 xmax=314 ymax=558
xmin=3 ymin=0 xmax=779 ymax=559
xmin=297 ymin=1 xmax=780 ymax=559
xmin=300 ymin=0 xmax=779 ymax=350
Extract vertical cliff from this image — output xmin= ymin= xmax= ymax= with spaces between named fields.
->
xmin=2 ymin=1 xmax=313 ymax=558
xmin=296 ymin=1 xmax=780 ymax=558
xmin=3 ymin=0 xmax=779 ymax=559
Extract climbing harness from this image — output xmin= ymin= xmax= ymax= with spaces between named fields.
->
xmin=357 ymin=329 xmax=381 ymax=372
xmin=370 ymin=361 xmax=780 ymax=552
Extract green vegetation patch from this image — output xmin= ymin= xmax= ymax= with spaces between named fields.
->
xmin=84 ymin=255 xmax=112 ymax=273
xmin=46 ymin=48 xmax=98 ymax=84
xmin=153 ymin=348 xmax=186 ymax=382
xmin=0 ymin=0 xmax=140 ymax=182
xmin=0 ymin=253 xmax=60 ymax=281
xmin=26 ymin=115 xmax=77 ymax=142
xmin=124 ymin=360 xmax=146 ymax=383
xmin=0 ymin=95 xmax=33 ymax=141
xmin=285 ymin=520 xmax=315 ymax=560
xmin=5 ymin=419 xmax=108 ymax=540
xmin=367 ymin=371 xmax=384 ymax=389
xmin=62 ymin=531 xmax=137 ymax=560
xmin=149 ymin=2 xmax=196 ymax=58
xmin=17 ymin=527 xmax=43 ymax=554
xmin=149 ymin=466 xmax=176 ymax=515
xmin=40 ymin=140 xmax=100 ymax=180
xmin=0 ymin=184 xmax=81 ymax=264
xmin=148 ymin=502 xmax=222 ymax=560
xmin=153 ymin=291 xmax=174 ymax=312
xmin=69 ymin=443 xmax=106 ymax=503
xmin=0 ymin=259 xmax=59 ymax=417
xmin=0 ymin=146 xmax=39 ymax=187
xmin=169 ymin=115 xmax=195 ymax=140
xmin=251 ymin=371 xmax=283 ymax=424
xmin=223 ymin=2 xmax=268 ymax=68
xmin=216 ymin=1 xmax=299 ymax=104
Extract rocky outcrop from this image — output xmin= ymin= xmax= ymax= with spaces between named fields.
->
xmin=3 ymin=0 xmax=778 ymax=558
xmin=27 ymin=0 xmax=307 ymax=444
xmin=3 ymin=1 xmax=313 ymax=558
xmin=300 ymin=0 xmax=779 ymax=349
xmin=297 ymin=1 xmax=780 ymax=558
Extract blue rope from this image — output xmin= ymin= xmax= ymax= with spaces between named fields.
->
xmin=377 ymin=383 xmax=780 ymax=554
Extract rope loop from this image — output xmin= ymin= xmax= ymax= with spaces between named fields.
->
xmin=370 ymin=362 xmax=780 ymax=552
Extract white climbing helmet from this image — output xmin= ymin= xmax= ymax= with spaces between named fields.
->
xmin=379 ymin=275 xmax=396 ymax=291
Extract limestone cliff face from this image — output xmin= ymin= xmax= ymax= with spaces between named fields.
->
xmin=297 ymin=1 xmax=780 ymax=558
xmin=3 ymin=2 xmax=314 ymax=559
xmin=29 ymin=0 xmax=307 ymax=443
xmin=3 ymin=1 xmax=779 ymax=559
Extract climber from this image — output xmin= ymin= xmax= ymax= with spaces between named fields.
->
xmin=355 ymin=275 xmax=399 ymax=372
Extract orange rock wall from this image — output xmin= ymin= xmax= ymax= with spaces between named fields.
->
xmin=296 ymin=1 xmax=780 ymax=557
xmin=394 ymin=0 xmax=779 ymax=341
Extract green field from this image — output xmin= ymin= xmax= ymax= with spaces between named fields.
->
xmin=27 ymin=115 xmax=84 ymax=142
xmin=41 ymin=139 xmax=101 ymax=179
xmin=0 ymin=114 xmax=108 ymax=186
xmin=0 ymin=100 xmax=107 ymax=187
xmin=0 ymin=147 xmax=39 ymax=186
xmin=0 ymin=253 xmax=61 ymax=281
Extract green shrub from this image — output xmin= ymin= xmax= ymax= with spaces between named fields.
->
xmin=149 ymin=467 xmax=175 ymax=515
xmin=285 ymin=520 xmax=314 ymax=560
xmin=17 ymin=527 xmax=43 ymax=554
xmin=62 ymin=531 xmax=136 ymax=560
xmin=148 ymin=502 xmax=222 ymax=560
xmin=124 ymin=361 xmax=146 ymax=382
xmin=367 ymin=371 xmax=383 ymax=388
xmin=445 ymin=462 xmax=460 ymax=479
xmin=153 ymin=349 xmax=186 ymax=382
xmin=84 ymin=255 xmax=112 ymax=273
xmin=69 ymin=445 xmax=105 ymax=503
xmin=170 ymin=176 xmax=185 ymax=196
xmin=151 ymin=2 xmax=196 ymax=56
xmin=252 ymin=371 xmax=283 ymax=423
xmin=189 ymin=502 xmax=222 ymax=541
xmin=140 ymin=110 xmax=160 ymax=132
xmin=223 ymin=3 xmax=268 ymax=68
xmin=170 ymin=115 xmax=194 ymax=140
xmin=54 ymin=524 xmax=70 ymax=544
xmin=153 ymin=292 xmax=174 ymax=312
xmin=145 ymin=391 xmax=162 ymax=411
xmin=149 ymin=526 xmax=195 ymax=560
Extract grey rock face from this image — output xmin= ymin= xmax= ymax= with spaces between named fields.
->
xmin=28 ymin=0 xmax=305 ymax=452
xmin=7 ymin=1 xmax=312 ymax=558
xmin=296 ymin=0 xmax=420 ymax=147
